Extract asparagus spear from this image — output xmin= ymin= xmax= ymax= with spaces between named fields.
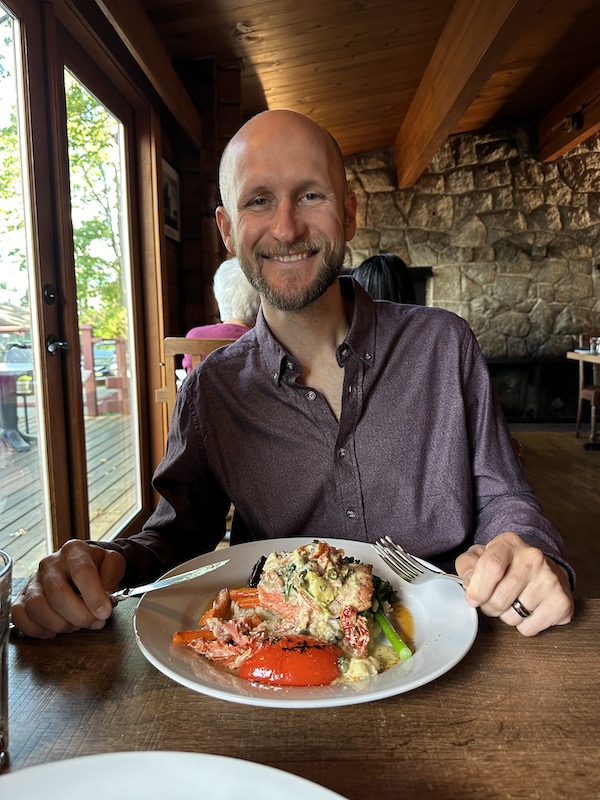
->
xmin=371 ymin=575 xmax=412 ymax=661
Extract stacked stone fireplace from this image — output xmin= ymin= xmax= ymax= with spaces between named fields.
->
xmin=343 ymin=126 xmax=600 ymax=421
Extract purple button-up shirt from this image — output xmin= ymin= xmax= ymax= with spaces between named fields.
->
xmin=109 ymin=279 xmax=570 ymax=585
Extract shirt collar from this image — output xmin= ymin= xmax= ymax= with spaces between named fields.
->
xmin=254 ymin=276 xmax=377 ymax=385
xmin=337 ymin=276 xmax=377 ymax=367
xmin=250 ymin=309 xmax=283 ymax=384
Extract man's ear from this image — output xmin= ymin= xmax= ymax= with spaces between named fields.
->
xmin=344 ymin=191 xmax=358 ymax=242
xmin=215 ymin=206 xmax=236 ymax=254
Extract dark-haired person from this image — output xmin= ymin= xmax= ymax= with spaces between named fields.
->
xmin=353 ymin=253 xmax=416 ymax=304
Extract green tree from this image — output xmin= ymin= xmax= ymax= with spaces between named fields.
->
xmin=0 ymin=43 xmax=128 ymax=338
xmin=65 ymin=72 xmax=127 ymax=340
xmin=0 ymin=109 xmax=26 ymax=296
xmin=0 ymin=13 xmax=27 ymax=303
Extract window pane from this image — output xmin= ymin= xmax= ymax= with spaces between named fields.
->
xmin=64 ymin=70 xmax=142 ymax=542
xmin=0 ymin=6 xmax=51 ymax=579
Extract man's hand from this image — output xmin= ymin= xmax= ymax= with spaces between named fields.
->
xmin=12 ymin=540 xmax=126 ymax=639
xmin=455 ymin=531 xmax=574 ymax=636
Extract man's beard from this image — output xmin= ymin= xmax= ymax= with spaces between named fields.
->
xmin=237 ymin=238 xmax=346 ymax=312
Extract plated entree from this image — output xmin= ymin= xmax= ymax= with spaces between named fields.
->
xmin=173 ymin=540 xmax=413 ymax=686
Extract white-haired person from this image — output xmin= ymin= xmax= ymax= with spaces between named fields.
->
xmin=182 ymin=256 xmax=260 ymax=372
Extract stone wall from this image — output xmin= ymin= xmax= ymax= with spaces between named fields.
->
xmin=344 ymin=128 xmax=600 ymax=358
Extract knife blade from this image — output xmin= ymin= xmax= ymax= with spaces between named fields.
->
xmin=109 ymin=558 xmax=230 ymax=603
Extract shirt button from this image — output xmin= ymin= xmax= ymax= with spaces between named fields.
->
xmin=338 ymin=447 xmax=347 ymax=457
xmin=341 ymin=348 xmax=349 ymax=357
xmin=273 ymin=372 xmax=278 ymax=381
xmin=307 ymin=390 xmax=317 ymax=401
xmin=287 ymin=361 xmax=294 ymax=370
xmin=365 ymin=352 xmax=372 ymax=361
xmin=346 ymin=509 xmax=356 ymax=519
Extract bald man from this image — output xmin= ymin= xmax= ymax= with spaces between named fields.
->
xmin=14 ymin=110 xmax=574 ymax=639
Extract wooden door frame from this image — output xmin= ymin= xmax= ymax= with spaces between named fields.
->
xmin=49 ymin=3 xmax=168 ymax=543
xmin=5 ymin=0 xmax=167 ymax=551
xmin=3 ymin=0 xmax=76 ymax=545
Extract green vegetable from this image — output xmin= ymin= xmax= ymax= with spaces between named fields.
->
xmin=305 ymin=571 xmax=334 ymax=603
xmin=282 ymin=563 xmax=297 ymax=601
xmin=371 ymin=575 xmax=412 ymax=661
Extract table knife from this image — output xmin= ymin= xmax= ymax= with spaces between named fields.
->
xmin=109 ymin=558 xmax=229 ymax=603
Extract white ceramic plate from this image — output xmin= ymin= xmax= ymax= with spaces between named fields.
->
xmin=2 ymin=752 xmax=346 ymax=799
xmin=134 ymin=537 xmax=478 ymax=709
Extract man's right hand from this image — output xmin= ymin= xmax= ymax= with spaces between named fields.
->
xmin=11 ymin=540 xmax=126 ymax=639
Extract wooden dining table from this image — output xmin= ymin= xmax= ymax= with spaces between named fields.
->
xmin=566 ymin=349 xmax=600 ymax=366
xmin=5 ymin=596 xmax=598 ymax=798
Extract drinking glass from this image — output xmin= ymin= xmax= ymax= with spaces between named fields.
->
xmin=0 ymin=549 xmax=12 ymax=773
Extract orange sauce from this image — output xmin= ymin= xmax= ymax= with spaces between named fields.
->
xmin=392 ymin=602 xmax=415 ymax=651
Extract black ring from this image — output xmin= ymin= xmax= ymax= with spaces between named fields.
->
xmin=9 ymin=622 xmax=31 ymax=641
xmin=511 ymin=598 xmax=532 ymax=618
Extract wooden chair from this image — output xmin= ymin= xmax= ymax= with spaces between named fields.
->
xmin=155 ymin=336 xmax=235 ymax=423
xmin=510 ymin=436 xmax=525 ymax=467
xmin=156 ymin=336 xmax=237 ymax=539
xmin=575 ymin=330 xmax=600 ymax=442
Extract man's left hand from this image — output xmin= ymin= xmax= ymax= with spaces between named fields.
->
xmin=455 ymin=531 xmax=574 ymax=635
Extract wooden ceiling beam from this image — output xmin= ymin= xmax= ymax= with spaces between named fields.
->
xmin=94 ymin=0 xmax=203 ymax=150
xmin=538 ymin=63 xmax=600 ymax=162
xmin=393 ymin=0 xmax=539 ymax=188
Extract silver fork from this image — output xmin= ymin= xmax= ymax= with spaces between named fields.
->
xmin=373 ymin=536 xmax=465 ymax=587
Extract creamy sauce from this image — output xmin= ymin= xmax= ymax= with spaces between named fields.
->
xmin=185 ymin=543 xmax=417 ymax=686
xmin=369 ymin=644 xmax=399 ymax=672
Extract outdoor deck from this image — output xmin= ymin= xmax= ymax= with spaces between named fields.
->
xmin=0 ymin=413 xmax=137 ymax=580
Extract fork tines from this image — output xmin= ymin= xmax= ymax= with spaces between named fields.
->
xmin=373 ymin=536 xmax=425 ymax=582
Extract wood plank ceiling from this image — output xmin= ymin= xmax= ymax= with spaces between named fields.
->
xmin=100 ymin=0 xmax=600 ymax=186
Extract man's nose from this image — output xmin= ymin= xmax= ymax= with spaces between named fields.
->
xmin=269 ymin=200 xmax=305 ymax=242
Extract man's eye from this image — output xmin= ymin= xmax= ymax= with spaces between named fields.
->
xmin=304 ymin=193 xmax=320 ymax=201
xmin=249 ymin=197 xmax=267 ymax=207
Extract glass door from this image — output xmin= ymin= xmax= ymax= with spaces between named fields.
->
xmin=63 ymin=69 xmax=141 ymax=543
xmin=0 ymin=0 xmax=154 ymax=580
xmin=0 ymin=4 xmax=52 ymax=580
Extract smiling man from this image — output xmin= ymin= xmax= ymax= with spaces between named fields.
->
xmin=216 ymin=110 xmax=355 ymax=314
xmin=214 ymin=110 xmax=361 ymax=420
xmin=13 ymin=110 xmax=574 ymax=640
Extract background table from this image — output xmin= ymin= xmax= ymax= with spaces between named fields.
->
xmin=0 ymin=362 xmax=34 ymax=452
xmin=567 ymin=349 xmax=600 ymax=448
xmin=567 ymin=350 xmax=600 ymax=366
xmin=7 ymin=599 xmax=599 ymax=799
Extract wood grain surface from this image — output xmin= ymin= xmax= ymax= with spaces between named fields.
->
xmin=6 ymin=599 xmax=599 ymax=799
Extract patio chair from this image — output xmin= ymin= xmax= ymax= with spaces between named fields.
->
xmin=16 ymin=374 xmax=34 ymax=433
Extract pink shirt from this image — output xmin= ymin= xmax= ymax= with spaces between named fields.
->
xmin=182 ymin=323 xmax=251 ymax=372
